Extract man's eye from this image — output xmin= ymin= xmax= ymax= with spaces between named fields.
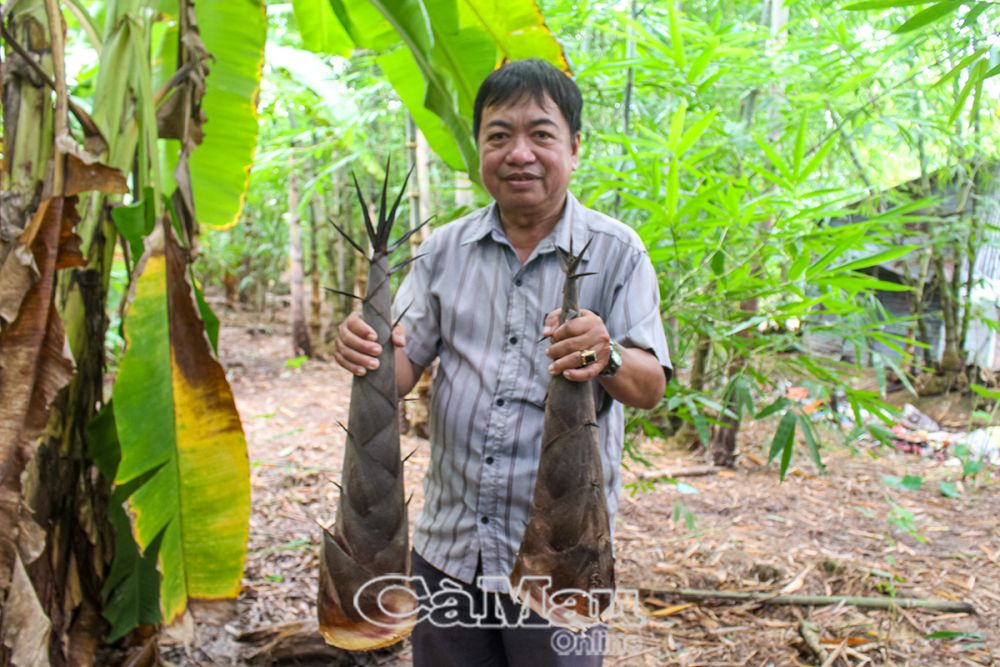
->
xmin=535 ymin=131 xmax=553 ymax=139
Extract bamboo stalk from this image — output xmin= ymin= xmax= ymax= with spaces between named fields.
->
xmin=639 ymin=587 xmax=976 ymax=613
xmin=637 ymin=465 xmax=723 ymax=481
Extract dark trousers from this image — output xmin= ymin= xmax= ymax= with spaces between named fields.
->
xmin=410 ymin=550 xmax=605 ymax=667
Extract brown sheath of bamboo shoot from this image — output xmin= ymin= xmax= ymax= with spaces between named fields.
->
xmin=510 ymin=240 xmax=614 ymax=630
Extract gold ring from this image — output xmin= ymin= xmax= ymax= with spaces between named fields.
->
xmin=579 ymin=349 xmax=597 ymax=367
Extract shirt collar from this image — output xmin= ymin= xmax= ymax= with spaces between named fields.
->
xmin=459 ymin=193 xmax=589 ymax=257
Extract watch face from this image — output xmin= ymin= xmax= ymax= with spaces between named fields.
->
xmin=603 ymin=341 xmax=622 ymax=377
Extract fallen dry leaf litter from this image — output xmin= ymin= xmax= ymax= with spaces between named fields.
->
xmin=152 ymin=318 xmax=997 ymax=667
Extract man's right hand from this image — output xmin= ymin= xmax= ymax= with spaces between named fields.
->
xmin=332 ymin=312 xmax=406 ymax=377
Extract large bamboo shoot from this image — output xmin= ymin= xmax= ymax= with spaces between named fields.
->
xmin=509 ymin=240 xmax=614 ymax=630
xmin=318 ymin=167 xmax=425 ymax=650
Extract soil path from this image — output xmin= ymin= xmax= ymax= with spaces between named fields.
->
xmin=161 ymin=319 xmax=999 ymax=666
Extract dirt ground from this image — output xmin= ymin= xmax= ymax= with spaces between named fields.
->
xmin=158 ymin=316 xmax=999 ymax=667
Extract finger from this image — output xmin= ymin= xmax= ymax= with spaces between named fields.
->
xmin=545 ymin=334 xmax=588 ymax=361
xmin=333 ymin=336 xmax=382 ymax=375
xmin=550 ymin=311 xmax=602 ymax=342
xmin=332 ymin=346 xmax=371 ymax=377
xmin=548 ymin=347 xmax=596 ymax=376
xmin=541 ymin=309 xmax=562 ymax=338
xmin=345 ymin=312 xmax=377 ymax=341
xmin=338 ymin=320 xmax=382 ymax=358
xmin=391 ymin=324 xmax=407 ymax=349
xmin=546 ymin=327 xmax=610 ymax=361
xmin=560 ymin=366 xmax=600 ymax=383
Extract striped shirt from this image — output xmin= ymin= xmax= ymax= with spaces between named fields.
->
xmin=395 ymin=192 xmax=671 ymax=592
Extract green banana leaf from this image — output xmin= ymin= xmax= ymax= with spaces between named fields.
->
xmin=292 ymin=0 xmax=567 ymax=176
xmin=87 ymin=403 xmax=163 ymax=642
xmin=188 ymin=0 xmax=267 ymax=229
xmin=291 ymin=0 xmax=353 ymax=56
xmin=112 ymin=211 xmax=250 ymax=624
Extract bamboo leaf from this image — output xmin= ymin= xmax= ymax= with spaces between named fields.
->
xmin=796 ymin=411 xmax=825 ymax=473
xmin=799 ymin=135 xmax=836 ymax=182
xmin=792 ymin=116 xmax=807 ymax=179
xmin=768 ymin=410 xmax=798 ymax=481
xmin=947 ymin=59 xmax=980 ymax=125
xmin=843 ymin=1 xmax=933 ymax=9
xmin=188 ymin=0 xmax=267 ymax=229
xmin=969 ymin=60 xmax=985 ymax=124
xmin=963 ymin=2 xmax=989 ymax=25
xmin=676 ymin=109 xmax=716 ymax=156
xmin=756 ymin=396 xmax=790 ymax=420
xmin=112 ymin=217 xmax=250 ymax=624
xmin=687 ymin=41 xmax=717 ymax=83
xmin=788 ymin=248 xmax=810 ymax=281
xmin=894 ymin=1 xmax=963 ymax=34
xmin=668 ymin=101 xmax=688 ymax=153
xmin=932 ymin=48 xmax=987 ymax=88
xmin=829 ymin=245 xmax=918 ymax=273
xmin=754 ymin=134 xmax=792 ymax=181
xmin=667 ymin=1 xmax=686 ymax=68
xmin=666 ymin=154 xmax=680 ymax=220
xmin=685 ymin=397 xmax=711 ymax=446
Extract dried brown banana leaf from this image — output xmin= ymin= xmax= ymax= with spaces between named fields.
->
xmin=510 ymin=239 xmax=614 ymax=630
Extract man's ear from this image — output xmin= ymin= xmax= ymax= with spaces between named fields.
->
xmin=571 ymin=132 xmax=581 ymax=168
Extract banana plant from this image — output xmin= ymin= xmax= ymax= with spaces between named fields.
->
xmin=291 ymin=0 xmax=568 ymax=177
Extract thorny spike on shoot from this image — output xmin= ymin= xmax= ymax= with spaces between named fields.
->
xmin=351 ymin=172 xmax=378 ymax=246
xmin=328 ymin=217 xmax=368 ymax=258
xmin=389 ymin=216 xmax=436 ymax=254
xmin=323 ymin=287 xmax=362 ymax=301
xmin=390 ymin=254 xmax=425 ymax=276
xmin=378 ymin=158 xmax=391 ymax=240
xmin=382 ymin=165 xmax=414 ymax=248
xmin=392 ymin=302 xmax=413 ymax=332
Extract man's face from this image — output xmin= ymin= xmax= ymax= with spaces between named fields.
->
xmin=477 ymin=93 xmax=580 ymax=224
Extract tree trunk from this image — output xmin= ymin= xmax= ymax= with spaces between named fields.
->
xmin=402 ymin=117 xmax=434 ymax=437
xmin=710 ymin=0 xmax=785 ymax=466
xmin=287 ymin=161 xmax=312 ymax=358
xmin=454 ymin=172 xmax=475 ymax=210
xmin=308 ymin=195 xmax=324 ymax=348
xmin=674 ymin=329 xmax=710 ymax=449
xmin=1 ymin=4 xmax=115 ymax=664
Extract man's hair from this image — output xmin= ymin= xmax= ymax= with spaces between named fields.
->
xmin=472 ymin=58 xmax=582 ymax=140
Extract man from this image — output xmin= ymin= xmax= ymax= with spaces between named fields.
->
xmin=333 ymin=59 xmax=670 ymax=666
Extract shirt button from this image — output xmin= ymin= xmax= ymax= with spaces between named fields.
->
xmin=481 ymin=516 xmax=490 ymax=524
xmin=515 ymin=278 xmax=523 ymax=287
xmin=496 ymin=398 xmax=505 ymax=407
xmin=485 ymin=456 xmax=494 ymax=464
xmin=509 ymin=336 xmax=518 ymax=345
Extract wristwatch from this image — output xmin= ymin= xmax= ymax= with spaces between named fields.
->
xmin=600 ymin=340 xmax=622 ymax=377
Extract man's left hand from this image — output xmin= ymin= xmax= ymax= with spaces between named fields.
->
xmin=543 ymin=308 xmax=612 ymax=382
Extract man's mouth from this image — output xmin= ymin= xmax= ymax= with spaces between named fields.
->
xmin=504 ymin=173 xmax=540 ymax=183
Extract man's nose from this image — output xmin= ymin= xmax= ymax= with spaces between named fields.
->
xmin=506 ymin=134 xmax=535 ymax=163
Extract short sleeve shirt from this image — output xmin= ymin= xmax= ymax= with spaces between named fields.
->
xmin=394 ymin=192 xmax=670 ymax=592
